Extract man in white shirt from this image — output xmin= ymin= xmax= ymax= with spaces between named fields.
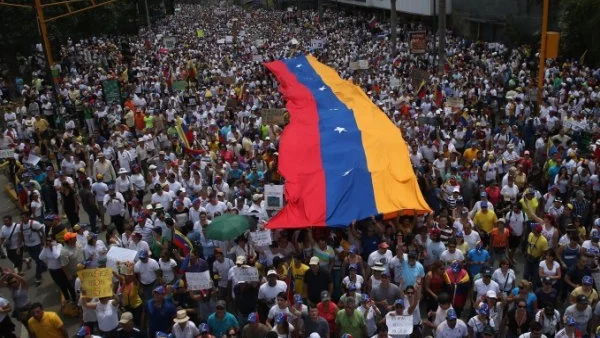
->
xmin=172 ymin=309 xmax=200 ymax=338
xmin=517 ymin=321 xmax=548 ymax=338
xmin=368 ymin=242 xmax=393 ymax=271
xmin=436 ymin=309 xmax=468 ymax=338
xmin=134 ymin=250 xmax=160 ymax=301
xmin=258 ymin=270 xmax=288 ymax=308
xmin=103 ymin=188 xmax=126 ymax=234
xmin=0 ymin=296 xmax=16 ymax=337
xmin=20 ymin=213 xmax=46 ymax=284
xmin=0 ymin=215 xmax=22 ymax=273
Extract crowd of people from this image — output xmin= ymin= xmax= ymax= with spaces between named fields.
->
xmin=1 ymin=1 xmax=600 ymax=338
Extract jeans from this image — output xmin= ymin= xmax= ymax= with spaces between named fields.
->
xmin=6 ymin=248 xmax=22 ymax=272
xmin=85 ymin=209 xmax=99 ymax=233
xmin=25 ymin=244 xmax=46 ymax=280
xmin=111 ymin=214 xmax=125 ymax=234
xmin=49 ymin=268 xmax=77 ymax=301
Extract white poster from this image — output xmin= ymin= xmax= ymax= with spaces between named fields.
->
xmin=358 ymin=59 xmax=369 ymax=70
xmin=252 ymin=55 xmax=264 ymax=62
xmin=250 ymin=230 xmax=272 ymax=247
xmin=186 ymin=271 xmax=213 ymax=290
xmin=264 ymin=184 xmax=284 ymax=211
xmin=311 ymin=39 xmax=324 ymax=50
xmin=386 ymin=314 xmax=413 ymax=335
xmin=225 ymin=36 xmax=234 ymax=44
xmin=0 ymin=149 xmax=15 ymax=159
xmin=217 ymin=39 xmax=225 ymax=44
xmin=22 ymin=154 xmax=40 ymax=166
xmin=106 ymin=246 xmax=138 ymax=272
xmin=234 ymin=266 xmax=260 ymax=282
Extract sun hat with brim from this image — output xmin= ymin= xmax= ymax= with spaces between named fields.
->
xmin=173 ymin=309 xmax=190 ymax=323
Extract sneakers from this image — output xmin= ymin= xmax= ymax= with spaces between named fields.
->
xmin=34 ymin=279 xmax=42 ymax=286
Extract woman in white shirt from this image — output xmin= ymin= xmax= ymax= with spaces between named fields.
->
xmin=83 ymin=234 xmax=108 ymax=268
xmin=492 ymin=259 xmax=516 ymax=295
xmin=84 ymin=296 xmax=119 ymax=336
xmin=158 ymin=250 xmax=177 ymax=284
xmin=538 ymin=250 xmax=561 ymax=287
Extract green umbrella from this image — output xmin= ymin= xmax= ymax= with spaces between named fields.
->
xmin=205 ymin=214 xmax=256 ymax=241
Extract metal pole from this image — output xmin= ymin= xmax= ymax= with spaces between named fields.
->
xmin=437 ymin=0 xmax=446 ymax=74
xmin=537 ymin=0 xmax=549 ymax=104
xmin=144 ymin=0 xmax=151 ymax=30
xmin=34 ymin=0 xmax=54 ymax=66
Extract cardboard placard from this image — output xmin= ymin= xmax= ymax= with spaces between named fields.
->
xmin=186 ymin=271 xmax=213 ymax=290
xmin=163 ymin=36 xmax=176 ymax=50
xmin=250 ymin=230 xmax=273 ymax=247
xmin=410 ymin=69 xmax=429 ymax=90
xmin=358 ymin=60 xmax=369 ymax=70
xmin=264 ymin=184 xmax=284 ymax=210
xmin=106 ymin=247 xmax=138 ymax=272
xmin=0 ymin=149 xmax=14 ymax=159
xmin=234 ymin=266 xmax=260 ymax=282
xmin=349 ymin=62 xmax=359 ymax=70
xmin=22 ymin=154 xmax=40 ymax=166
xmin=225 ymin=36 xmax=234 ymax=44
xmin=386 ymin=314 xmax=414 ymax=335
xmin=217 ymin=39 xmax=225 ymax=44
xmin=172 ymin=80 xmax=187 ymax=91
xmin=446 ymin=97 xmax=464 ymax=112
xmin=261 ymin=108 xmax=286 ymax=125
xmin=116 ymin=261 xmax=134 ymax=275
xmin=77 ymin=268 xmax=114 ymax=298
xmin=311 ymin=39 xmax=324 ymax=50
xmin=409 ymin=31 xmax=427 ymax=54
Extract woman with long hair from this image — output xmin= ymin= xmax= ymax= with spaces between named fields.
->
xmin=424 ymin=260 xmax=446 ymax=311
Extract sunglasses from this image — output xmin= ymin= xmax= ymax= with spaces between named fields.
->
xmin=518 ymin=305 xmax=527 ymax=308
xmin=406 ymin=291 xmax=414 ymax=295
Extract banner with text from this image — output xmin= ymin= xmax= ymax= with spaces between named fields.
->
xmin=77 ymin=268 xmax=114 ymax=298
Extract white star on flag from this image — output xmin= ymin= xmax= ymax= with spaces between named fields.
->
xmin=296 ymin=64 xmax=302 ymax=68
xmin=342 ymin=169 xmax=353 ymax=176
xmin=334 ymin=127 xmax=347 ymax=133
xmin=319 ymin=86 xmax=326 ymax=91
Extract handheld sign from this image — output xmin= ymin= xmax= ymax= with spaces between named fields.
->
xmin=234 ymin=266 xmax=260 ymax=282
xmin=106 ymin=247 xmax=138 ymax=272
xmin=186 ymin=271 xmax=213 ymax=290
xmin=250 ymin=230 xmax=273 ymax=247
xmin=264 ymin=184 xmax=284 ymax=210
xmin=261 ymin=108 xmax=286 ymax=125
xmin=386 ymin=314 xmax=413 ymax=335
xmin=77 ymin=268 xmax=114 ymax=298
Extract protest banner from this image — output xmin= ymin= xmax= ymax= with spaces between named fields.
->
xmin=264 ymin=184 xmax=284 ymax=210
xmin=250 ymin=230 xmax=273 ymax=247
xmin=0 ymin=149 xmax=14 ymax=159
xmin=386 ymin=315 xmax=413 ymax=335
xmin=225 ymin=36 xmax=234 ymax=43
xmin=234 ymin=266 xmax=260 ymax=282
xmin=186 ymin=271 xmax=213 ymax=290
xmin=172 ymin=80 xmax=187 ymax=91
xmin=349 ymin=61 xmax=359 ymax=70
xmin=446 ymin=97 xmax=464 ymax=112
xmin=409 ymin=31 xmax=427 ymax=54
xmin=252 ymin=55 xmax=264 ymax=62
xmin=77 ymin=268 xmax=114 ymax=298
xmin=102 ymin=80 xmax=122 ymax=105
xmin=261 ymin=108 xmax=286 ymax=125
xmin=410 ymin=69 xmax=429 ymax=90
xmin=106 ymin=246 xmax=138 ymax=272
xmin=358 ymin=60 xmax=369 ymax=70
xmin=311 ymin=39 xmax=324 ymax=50
xmin=22 ymin=154 xmax=40 ymax=166
xmin=196 ymin=29 xmax=205 ymax=38
xmin=163 ymin=36 xmax=177 ymax=50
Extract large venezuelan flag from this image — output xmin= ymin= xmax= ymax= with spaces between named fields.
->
xmin=265 ymin=55 xmax=430 ymax=228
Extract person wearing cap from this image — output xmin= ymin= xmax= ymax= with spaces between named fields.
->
xmin=317 ymin=290 xmax=338 ymax=337
xmin=134 ymin=249 xmax=160 ymax=301
xmin=93 ymin=152 xmax=116 ymax=184
xmin=289 ymin=253 xmax=310 ymax=297
xmin=440 ymin=238 xmax=465 ymax=267
xmin=505 ymin=203 xmax=527 ymax=265
xmin=207 ymin=300 xmax=239 ymax=338
xmin=534 ymin=303 xmax=560 ymax=338
xmin=523 ymin=223 xmax=548 ymax=283
xmin=338 ymin=282 xmax=362 ymax=311
xmin=470 ymin=191 xmax=495 ymax=220
xmin=342 ymin=263 xmax=364 ymax=295
xmin=553 ymin=315 xmax=578 ymax=338
xmin=76 ymin=325 xmax=102 ymax=338
xmin=83 ymin=232 xmax=108 ymax=268
xmin=564 ymin=295 xmax=592 ymax=336
xmin=151 ymin=184 xmax=175 ymax=215
xmin=535 ymin=276 xmax=558 ymax=308
xmin=368 ymin=241 xmax=393 ymax=272
xmin=473 ymin=268 xmax=500 ymax=303
xmin=473 ymin=201 xmax=498 ymax=246
xmin=171 ymin=309 xmax=200 ymax=338
xmin=59 ymin=231 xmax=83 ymax=296
xmin=443 ymin=262 xmax=470 ymax=317
xmin=258 ymin=269 xmax=288 ymax=309
xmin=115 ymin=167 xmax=133 ymax=209
xmin=103 ymin=186 xmax=126 ymax=234
xmin=247 ymin=193 xmax=268 ymax=222
xmin=91 ymin=176 xmax=109 ymax=229
xmin=147 ymin=285 xmax=177 ymax=338
xmin=569 ymin=275 xmax=599 ymax=306
xmin=467 ymin=303 xmax=493 ymax=338
xmin=304 ymin=256 xmax=333 ymax=306
xmin=435 ymin=308 xmax=467 ymax=338
xmin=242 ymin=312 xmax=270 ymax=338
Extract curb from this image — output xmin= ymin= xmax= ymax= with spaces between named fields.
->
xmin=4 ymin=183 xmax=24 ymax=211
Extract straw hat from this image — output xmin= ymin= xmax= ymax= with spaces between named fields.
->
xmin=174 ymin=309 xmax=190 ymax=324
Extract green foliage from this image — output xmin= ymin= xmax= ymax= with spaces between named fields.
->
xmin=559 ymin=0 xmax=600 ymax=66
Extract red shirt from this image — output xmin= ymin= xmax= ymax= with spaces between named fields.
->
xmin=485 ymin=186 xmax=501 ymax=206
xmin=317 ymin=301 xmax=338 ymax=334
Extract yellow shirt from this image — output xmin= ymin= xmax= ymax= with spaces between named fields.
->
xmin=28 ymin=311 xmax=64 ymax=338
xmin=520 ymin=197 xmax=539 ymax=219
xmin=473 ymin=210 xmax=498 ymax=234
xmin=463 ymin=148 xmax=479 ymax=163
xmin=570 ymin=286 xmax=599 ymax=304
xmin=527 ymin=233 xmax=548 ymax=258
xmin=291 ymin=263 xmax=310 ymax=296
xmin=34 ymin=118 xmax=49 ymax=133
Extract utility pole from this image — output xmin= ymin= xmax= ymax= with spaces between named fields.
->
xmin=537 ymin=0 xmax=549 ymax=104
xmin=437 ymin=0 xmax=446 ymax=74
xmin=144 ymin=0 xmax=151 ymax=30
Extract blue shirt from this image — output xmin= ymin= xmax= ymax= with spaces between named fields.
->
xmin=208 ymin=312 xmax=239 ymax=338
xmin=511 ymin=288 xmax=537 ymax=315
xmin=401 ymin=260 xmax=425 ymax=288
xmin=146 ymin=299 xmax=177 ymax=335
xmin=467 ymin=249 xmax=490 ymax=275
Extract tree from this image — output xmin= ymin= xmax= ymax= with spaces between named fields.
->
xmin=389 ymin=0 xmax=397 ymax=54
xmin=559 ymin=0 xmax=600 ymax=67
